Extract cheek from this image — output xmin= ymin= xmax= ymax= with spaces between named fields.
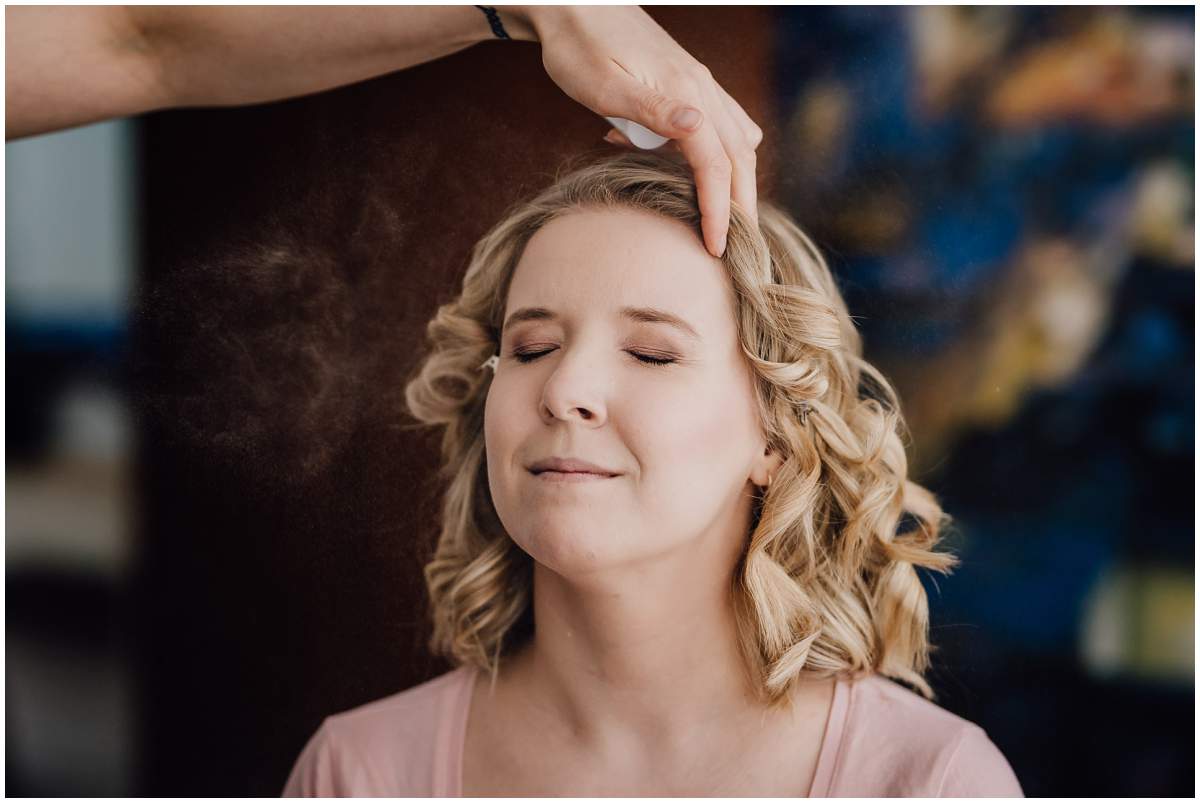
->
xmin=653 ymin=374 xmax=748 ymax=452
xmin=484 ymin=380 xmax=528 ymax=460
xmin=636 ymin=378 xmax=758 ymax=511
xmin=483 ymin=383 xmax=517 ymax=502
xmin=484 ymin=374 xmax=530 ymax=439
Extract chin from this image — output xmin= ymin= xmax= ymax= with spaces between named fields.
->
xmin=518 ymin=525 xmax=699 ymax=586
xmin=506 ymin=519 xmax=640 ymax=577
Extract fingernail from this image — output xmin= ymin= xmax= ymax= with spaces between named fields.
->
xmin=672 ymin=107 xmax=702 ymax=130
xmin=716 ymin=234 xmax=727 ymax=257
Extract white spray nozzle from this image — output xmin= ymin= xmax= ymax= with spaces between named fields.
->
xmin=604 ymin=117 xmax=670 ymax=150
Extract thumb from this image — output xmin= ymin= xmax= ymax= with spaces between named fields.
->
xmin=612 ymin=77 xmax=704 ymax=138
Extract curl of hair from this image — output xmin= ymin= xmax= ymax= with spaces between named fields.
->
xmin=403 ymin=151 xmax=959 ymax=705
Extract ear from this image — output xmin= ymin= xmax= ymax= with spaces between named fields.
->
xmin=750 ymin=443 xmax=785 ymax=488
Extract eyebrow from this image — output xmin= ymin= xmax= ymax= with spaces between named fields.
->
xmin=502 ymin=305 xmax=701 ymax=341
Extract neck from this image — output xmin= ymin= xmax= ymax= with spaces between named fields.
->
xmin=505 ymin=537 xmax=772 ymax=758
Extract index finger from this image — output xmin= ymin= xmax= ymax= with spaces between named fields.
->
xmin=673 ymin=112 xmax=732 ymax=259
xmin=715 ymin=82 xmax=762 ymax=229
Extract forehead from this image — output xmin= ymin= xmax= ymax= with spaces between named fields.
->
xmin=505 ymin=207 xmax=735 ymax=336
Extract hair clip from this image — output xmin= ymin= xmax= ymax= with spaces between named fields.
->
xmin=480 ymin=354 xmax=500 ymax=372
xmin=799 ymin=400 xmax=812 ymax=425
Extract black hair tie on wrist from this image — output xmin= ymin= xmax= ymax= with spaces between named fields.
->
xmin=475 ymin=6 xmax=511 ymax=40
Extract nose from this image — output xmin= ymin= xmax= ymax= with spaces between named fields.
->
xmin=539 ymin=351 xmax=607 ymax=427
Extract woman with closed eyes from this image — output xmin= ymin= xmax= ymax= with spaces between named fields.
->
xmin=283 ymin=151 xmax=1024 ymax=798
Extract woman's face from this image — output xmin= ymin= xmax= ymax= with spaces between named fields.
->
xmin=484 ymin=207 xmax=769 ymax=579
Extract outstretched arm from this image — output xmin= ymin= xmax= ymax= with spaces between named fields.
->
xmin=6 ymin=5 xmax=760 ymax=257
xmin=5 ymin=5 xmax=538 ymax=140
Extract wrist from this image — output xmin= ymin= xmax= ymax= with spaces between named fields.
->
xmin=481 ymin=6 xmax=533 ymax=43
xmin=493 ymin=5 xmax=572 ymax=44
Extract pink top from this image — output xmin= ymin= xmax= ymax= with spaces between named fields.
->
xmin=282 ymin=666 xmax=1024 ymax=797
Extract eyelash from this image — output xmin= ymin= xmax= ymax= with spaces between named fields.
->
xmin=511 ymin=348 xmax=677 ymax=368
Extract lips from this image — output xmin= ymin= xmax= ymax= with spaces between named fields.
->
xmin=528 ymin=456 xmax=620 ymax=477
xmin=533 ymin=470 xmax=617 ymax=483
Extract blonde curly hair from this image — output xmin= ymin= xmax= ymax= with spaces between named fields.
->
xmin=402 ymin=151 xmax=959 ymax=707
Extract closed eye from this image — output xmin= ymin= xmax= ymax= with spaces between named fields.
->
xmin=511 ymin=348 xmax=676 ymax=367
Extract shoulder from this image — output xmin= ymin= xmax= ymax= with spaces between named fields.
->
xmin=326 ymin=665 xmax=472 ymax=742
xmin=831 ymin=673 xmax=1023 ymax=797
xmin=849 ymin=673 xmax=973 ymax=736
xmin=937 ymin=721 xmax=1025 ymax=797
xmin=282 ymin=666 xmax=475 ymax=797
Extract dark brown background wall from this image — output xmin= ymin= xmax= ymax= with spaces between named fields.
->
xmin=129 ymin=8 xmax=777 ymax=795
